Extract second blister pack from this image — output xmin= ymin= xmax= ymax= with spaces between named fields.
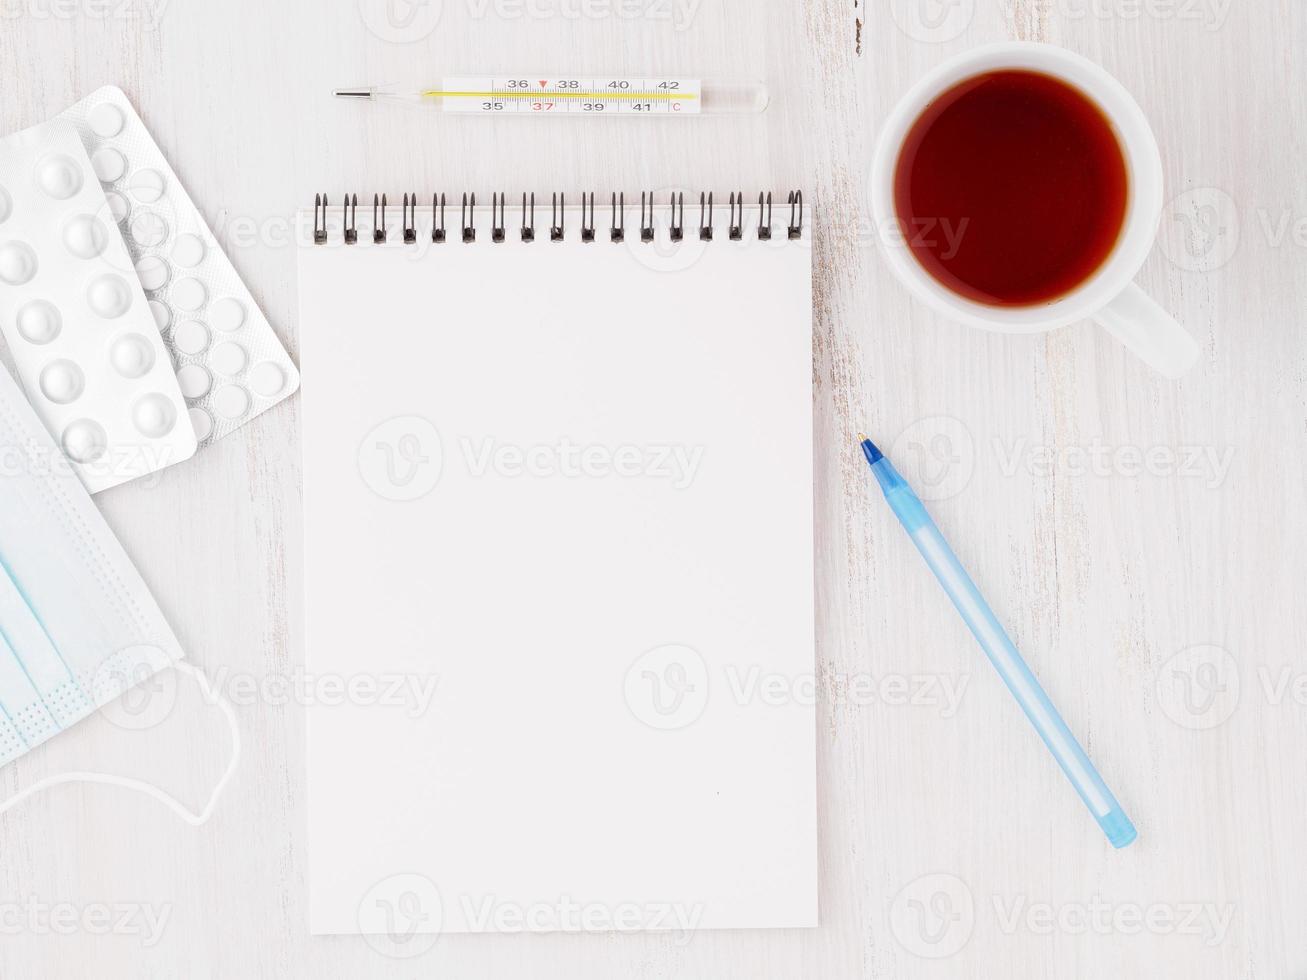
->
xmin=59 ymin=87 xmax=300 ymax=446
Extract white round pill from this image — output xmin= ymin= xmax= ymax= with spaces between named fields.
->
xmin=135 ymin=255 xmax=170 ymax=291
xmin=209 ymin=296 xmax=245 ymax=332
xmin=128 ymin=168 xmax=166 ymax=203
xmin=148 ymin=299 xmax=171 ymax=330
xmin=105 ymin=190 xmax=130 ymax=223
xmin=188 ymin=407 xmax=214 ymax=442
xmin=87 ymin=273 xmax=133 ymax=318
xmin=213 ymin=384 xmax=250 ymax=420
xmin=110 ymin=333 xmax=156 ymax=379
xmin=171 ymin=233 xmax=206 ymax=268
xmin=129 ymin=210 xmax=169 ymax=248
xmin=39 ymin=359 xmax=85 ymax=404
xmin=0 ymin=241 xmax=38 ymax=285
xmin=249 ymin=361 xmax=286 ymax=397
xmin=88 ymin=102 xmax=125 ymax=137
xmin=133 ymin=392 xmax=178 ymax=438
xmin=176 ymin=363 xmax=211 ymax=398
xmin=16 ymin=300 xmax=61 ymax=345
xmin=62 ymin=213 xmax=108 ymax=259
xmin=37 ymin=155 xmax=84 ymax=199
xmin=92 ymin=147 xmax=127 ymax=183
xmin=210 ymin=341 xmax=247 ymax=376
xmin=172 ymin=319 xmax=210 ymax=355
xmin=0 ymin=186 xmax=11 ymax=224
xmin=172 ymin=277 xmax=207 ymax=311
xmin=62 ymin=419 xmax=107 ymax=463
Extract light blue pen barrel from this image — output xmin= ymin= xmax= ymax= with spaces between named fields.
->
xmin=862 ymin=438 xmax=1137 ymax=848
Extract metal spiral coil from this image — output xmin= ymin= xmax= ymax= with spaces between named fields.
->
xmin=311 ymin=191 xmax=805 ymax=245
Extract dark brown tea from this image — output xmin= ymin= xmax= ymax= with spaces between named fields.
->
xmin=893 ymin=69 xmax=1129 ymax=307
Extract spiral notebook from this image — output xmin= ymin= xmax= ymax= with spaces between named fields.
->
xmin=298 ymin=191 xmax=816 ymax=936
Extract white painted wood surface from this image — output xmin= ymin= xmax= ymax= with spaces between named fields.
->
xmin=0 ymin=0 xmax=1302 ymax=975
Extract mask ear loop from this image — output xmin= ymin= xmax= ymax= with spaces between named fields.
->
xmin=0 ymin=662 xmax=241 ymax=827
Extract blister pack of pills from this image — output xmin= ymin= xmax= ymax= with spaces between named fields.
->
xmin=0 ymin=118 xmax=195 ymax=493
xmin=58 ymin=87 xmax=300 ymax=445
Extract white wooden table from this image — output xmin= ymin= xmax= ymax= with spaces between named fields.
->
xmin=1 ymin=0 xmax=1302 ymax=976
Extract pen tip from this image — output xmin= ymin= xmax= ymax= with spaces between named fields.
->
xmin=859 ymin=437 xmax=883 ymax=465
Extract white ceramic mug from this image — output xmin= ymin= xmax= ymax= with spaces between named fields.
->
xmin=870 ymin=42 xmax=1199 ymax=378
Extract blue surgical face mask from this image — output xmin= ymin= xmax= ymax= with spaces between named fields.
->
xmin=0 ymin=366 xmax=185 ymax=766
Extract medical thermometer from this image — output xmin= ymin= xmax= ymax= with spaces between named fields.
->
xmin=333 ymin=77 xmax=768 ymax=115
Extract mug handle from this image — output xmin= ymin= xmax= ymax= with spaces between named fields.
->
xmin=1093 ymin=284 xmax=1200 ymax=379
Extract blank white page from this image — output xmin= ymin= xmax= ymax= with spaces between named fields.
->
xmin=298 ymin=203 xmax=815 ymax=936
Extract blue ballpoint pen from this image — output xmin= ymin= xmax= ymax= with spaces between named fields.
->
xmin=860 ymin=436 xmax=1137 ymax=848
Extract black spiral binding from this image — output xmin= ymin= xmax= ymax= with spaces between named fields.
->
xmin=580 ymin=192 xmax=595 ymax=244
xmin=313 ymin=193 xmax=328 ymax=243
xmin=432 ymin=194 xmax=446 ymax=243
xmin=640 ymin=192 xmax=655 ymax=243
xmin=669 ymin=192 xmax=684 ymax=242
xmin=550 ymin=193 xmax=565 ymax=242
xmin=491 ymin=193 xmax=507 ymax=243
xmin=344 ymin=194 xmax=358 ymax=244
xmin=787 ymin=191 xmax=804 ymax=240
xmin=461 ymin=193 xmax=476 ymax=243
xmin=610 ymin=193 xmax=624 ymax=243
xmin=402 ymin=193 xmax=417 ymax=244
xmin=312 ymin=192 xmax=805 ymax=244
xmin=372 ymin=194 xmax=387 ymax=244
xmin=521 ymin=193 xmax=535 ymax=242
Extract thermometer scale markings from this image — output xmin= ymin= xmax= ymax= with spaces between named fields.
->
xmin=433 ymin=77 xmax=702 ymax=114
